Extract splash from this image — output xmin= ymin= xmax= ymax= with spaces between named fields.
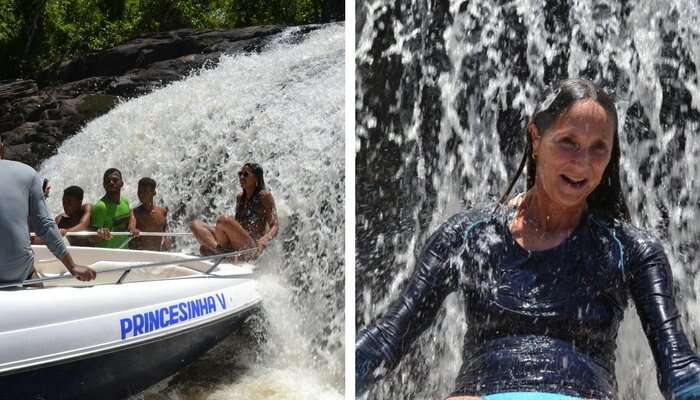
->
xmin=40 ymin=23 xmax=344 ymax=399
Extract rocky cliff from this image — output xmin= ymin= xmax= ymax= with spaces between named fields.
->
xmin=1 ymin=24 xmax=320 ymax=167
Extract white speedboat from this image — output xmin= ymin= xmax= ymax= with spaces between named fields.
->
xmin=0 ymin=245 xmax=261 ymax=400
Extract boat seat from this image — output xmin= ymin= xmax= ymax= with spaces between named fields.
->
xmin=35 ymin=260 xmax=200 ymax=287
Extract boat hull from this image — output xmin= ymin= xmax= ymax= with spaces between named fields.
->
xmin=0 ymin=305 xmax=258 ymax=400
xmin=0 ymin=246 xmax=262 ymax=399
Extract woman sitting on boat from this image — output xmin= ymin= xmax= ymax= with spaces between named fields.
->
xmin=191 ymin=162 xmax=279 ymax=258
xmin=356 ymin=79 xmax=700 ymax=400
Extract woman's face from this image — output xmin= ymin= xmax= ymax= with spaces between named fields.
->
xmin=238 ymin=165 xmax=257 ymax=191
xmin=531 ymin=100 xmax=615 ymax=209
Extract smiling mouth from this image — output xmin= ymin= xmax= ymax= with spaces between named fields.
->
xmin=561 ymin=175 xmax=587 ymax=188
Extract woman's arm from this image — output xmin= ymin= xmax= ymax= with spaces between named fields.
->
xmin=258 ymin=192 xmax=279 ymax=247
xmin=356 ymin=212 xmax=474 ymax=395
xmin=626 ymin=231 xmax=700 ymax=400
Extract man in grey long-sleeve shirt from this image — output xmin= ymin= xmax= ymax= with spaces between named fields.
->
xmin=0 ymin=138 xmax=95 ymax=284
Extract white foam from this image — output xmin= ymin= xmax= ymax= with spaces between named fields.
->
xmin=41 ymin=24 xmax=345 ymax=399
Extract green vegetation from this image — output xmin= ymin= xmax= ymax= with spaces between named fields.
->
xmin=0 ymin=0 xmax=343 ymax=80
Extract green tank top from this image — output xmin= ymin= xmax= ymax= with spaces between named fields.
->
xmin=91 ymin=195 xmax=131 ymax=248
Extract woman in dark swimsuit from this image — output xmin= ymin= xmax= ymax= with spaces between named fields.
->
xmin=191 ymin=163 xmax=279 ymax=257
xmin=356 ymin=80 xmax=700 ymax=400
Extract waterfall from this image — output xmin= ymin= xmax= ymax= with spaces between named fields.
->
xmin=40 ymin=23 xmax=344 ymax=399
xmin=356 ymin=1 xmax=700 ymax=399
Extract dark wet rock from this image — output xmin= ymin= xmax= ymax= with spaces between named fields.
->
xmin=75 ymin=95 xmax=121 ymax=120
xmin=1 ymin=24 xmax=322 ymax=168
xmin=0 ymin=79 xmax=38 ymax=101
xmin=40 ymin=25 xmax=284 ymax=84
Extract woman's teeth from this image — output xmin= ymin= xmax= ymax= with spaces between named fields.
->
xmin=562 ymin=175 xmax=586 ymax=188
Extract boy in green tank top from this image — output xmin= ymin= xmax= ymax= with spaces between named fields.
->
xmin=91 ymin=168 xmax=140 ymax=248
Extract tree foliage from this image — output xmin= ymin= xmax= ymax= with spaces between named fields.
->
xmin=0 ymin=0 xmax=344 ymax=80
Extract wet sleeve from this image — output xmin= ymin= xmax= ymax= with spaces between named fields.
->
xmin=626 ymin=235 xmax=700 ymax=400
xmin=28 ymin=173 xmax=67 ymax=259
xmin=356 ymin=213 xmax=469 ymax=394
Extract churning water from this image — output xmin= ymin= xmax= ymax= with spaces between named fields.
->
xmin=40 ymin=24 xmax=344 ymax=399
xmin=356 ymin=1 xmax=699 ymax=399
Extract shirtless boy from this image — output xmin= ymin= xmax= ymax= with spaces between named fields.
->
xmin=55 ymin=186 xmax=93 ymax=247
xmin=130 ymin=177 xmax=171 ymax=251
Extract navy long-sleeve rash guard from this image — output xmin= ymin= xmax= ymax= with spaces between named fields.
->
xmin=356 ymin=208 xmax=700 ymax=399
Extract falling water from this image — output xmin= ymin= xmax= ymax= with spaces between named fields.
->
xmin=356 ymin=1 xmax=699 ymax=399
xmin=39 ymin=24 xmax=344 ymax=399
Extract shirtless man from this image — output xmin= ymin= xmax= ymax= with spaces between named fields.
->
xmin=130 ymin=177 xmax=171 ymax=251
xmin=55 ymin=186 xmax=93 ymax=247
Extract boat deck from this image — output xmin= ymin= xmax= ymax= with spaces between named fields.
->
xmin=30 ymin=245 xmax=252 ymax=287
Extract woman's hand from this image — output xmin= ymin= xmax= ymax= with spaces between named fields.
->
xmin=257 ymin=236 xmax=270 ymax=249
xmin=255 ymin=236 xmax=271 ymax=256
xmin=356 ymin=347 xmax=381 ymax=397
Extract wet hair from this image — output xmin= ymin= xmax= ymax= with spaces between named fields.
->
xmin=103 ymin=168 xmax=122 ymax=181
xmin=138 ymin=177 xmax=156 ymax=190
xmin=63 ymin=186 xmax=84 ymax=202
xmin=243 ymin=162 xmax=266 ymax=196
xmin=498 ymin=79 xmax=630 ymax=222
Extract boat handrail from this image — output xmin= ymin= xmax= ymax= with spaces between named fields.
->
xmin=30 ymin=231 xmax=194 ymax=250
xmin=0 ymin=249 xmax=258 ymax=289
xmin=64 ymin=231 xmax=194 ymax=237
xmin=31 ymin=231 xmax=193 ymax=237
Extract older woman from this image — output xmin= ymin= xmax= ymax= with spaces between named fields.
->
xmin=356 ymin=80 xmax=700 ymax=400
xmin=191 ymin=162 xmax=279 ymax=257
